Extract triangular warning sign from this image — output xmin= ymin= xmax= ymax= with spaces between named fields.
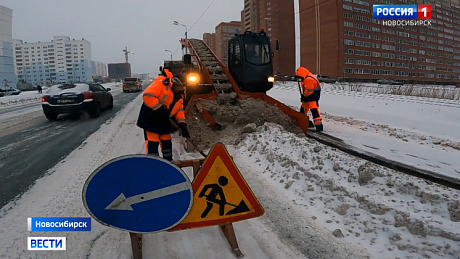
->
xmin=169 ymin=142 xmax=264 ymax=231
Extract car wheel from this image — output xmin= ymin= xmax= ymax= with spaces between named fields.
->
xmin=108 ymin=97 xmax=113 ymax=109
xmin=45 ymin=113 xmax=58 ymax=120
xmin=89 ymin=102 xmax=101 ymax=118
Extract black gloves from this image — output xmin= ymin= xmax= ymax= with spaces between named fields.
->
xmin=155 ymin=105 xmax=170 ymax=118
xmin=301 ymin=95 xmax=310 ymax=102
xmin=179 ymin=123 xmax=190 ymax=138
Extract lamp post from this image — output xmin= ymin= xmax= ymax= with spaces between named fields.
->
xmin=165 ymin=50 xmax=172 ymax=61
xmin=173 ymin=21 xmax=188 ymax=54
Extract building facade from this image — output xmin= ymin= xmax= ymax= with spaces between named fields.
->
xmin=0 ymin=5 xmax=17 ymax=89
xmin=299 ymin=0 xmax=460 ymax=83
xmin=242 ymin=0 xmax=296 ymax=75
xmin=215 ymin=21 xmax=242 ymax=65
xmin=203 ymin=33 xmax=217 ymax=54
xmin=13 ymin=36 xmax=92 ymax=85
xmin=108 ymin=63 xmax=131 ymax=80
xmin=91 ymin=61 xmax=107 ymax=77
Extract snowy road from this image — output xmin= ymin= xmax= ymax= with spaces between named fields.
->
xmin=0 ymin=84 xmax=142 ymax=208
xmin=269 ymin=83 xmax=460 ymax=180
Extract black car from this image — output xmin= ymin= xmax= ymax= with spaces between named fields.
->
xmin=41 ymin=83 xmax=113 ymax=120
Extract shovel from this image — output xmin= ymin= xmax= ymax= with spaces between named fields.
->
xmin=169 ymin=118 xmax=207 ymax=157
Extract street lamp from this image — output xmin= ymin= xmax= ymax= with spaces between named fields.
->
xmin=165 ymin=50 xmax=172 ymax=61
xmin=173 ymin=20 xmax=188 ymax=54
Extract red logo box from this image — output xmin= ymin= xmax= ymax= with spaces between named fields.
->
xmin=418 ymin=5 xmax=431 ymax=19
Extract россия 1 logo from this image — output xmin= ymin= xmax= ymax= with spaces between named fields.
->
xmin=372 ymin=4 xmax=432 ymax=26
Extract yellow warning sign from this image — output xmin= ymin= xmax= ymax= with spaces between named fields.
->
xmin=169 ymin=142 xmax=264 ymax=231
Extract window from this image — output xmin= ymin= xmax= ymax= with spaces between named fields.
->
xmin=343 ymin=4 xmax=352 ymax=10
xmin=372 ymin=51 xmax=381 ymax=57
xmin=344 ymin=58 xmax=354 ymax=64
xmin=344 ymin=49 xmax=354 ymax=54
xmin=344 ymin=21 xmax=353 ymax=27
xmin=344 ymin=30 xmax=354 ymax=36
xmin=344 ymin=39 xmax=354 ymax=45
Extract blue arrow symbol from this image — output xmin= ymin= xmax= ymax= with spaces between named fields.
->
xmin=105 ymin=182 xmax=190 ymax=211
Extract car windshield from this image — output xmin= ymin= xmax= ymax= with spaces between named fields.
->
xmin=124 ymin=78 xmax=137 ymax=82
xmin=47 ymin=84 xmax=90 ymax=95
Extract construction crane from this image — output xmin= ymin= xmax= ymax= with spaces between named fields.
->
xmin=123 ymin=47 xmax=134 ymax=63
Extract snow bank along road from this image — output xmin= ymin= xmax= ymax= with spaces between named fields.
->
xmin=1 ymin=86 xmax=459 ymax=259
xmin=0 ymin=83 xmax=144 ymax=209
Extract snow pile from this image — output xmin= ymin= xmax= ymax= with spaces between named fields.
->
xmin=235 ymin=123 xmax=460 ymax=259
xmin=186 ymin=96 xmax=304 ymax=151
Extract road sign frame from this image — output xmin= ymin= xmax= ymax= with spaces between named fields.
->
xmin=169 ymin=142 xmax=264 ymax=231
xmin=82 ymin=154 xmax=193 ymax=234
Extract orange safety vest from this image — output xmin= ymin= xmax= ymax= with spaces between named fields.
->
xmin=137 ymin=79 xmax=185 ymax=134
xmin=295 ymin=67 xmax=321 ymax=98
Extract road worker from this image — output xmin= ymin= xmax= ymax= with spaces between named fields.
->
xmin=295 ymin=66 xmax=323 ymax=132
xmin=155 ymin=68 xmax=173 ymax=81
xmin=136 ymin=76 xmax=190 ymax=161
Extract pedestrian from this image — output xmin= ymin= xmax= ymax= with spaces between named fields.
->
xmin=37 ymin=85 xmax=42 ymax=94
xmin=136 ymin=75 xmax=190 ymax=161
xmin=295 ymin=66 xmax=323 ymax=132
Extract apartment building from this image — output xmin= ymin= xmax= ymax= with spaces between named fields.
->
xmin=299 ymin=0 xmax=460 ymax=83
xmin=241 ymin=0 xmax=295 ymax=75
xmin=0 ymin=5 xmax=17 ymax=89
xmin=203 ymin=33 xmax=217 ymax=54
xmin=215 ymin=21 xmax=242 ymax=65
xmin=91 ymin=61 xmax=108 ymax=78
xmin=13 ymin=36 xmax=92 ymax=85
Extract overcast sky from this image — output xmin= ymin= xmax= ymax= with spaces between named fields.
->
xmin=0 ymin=0 xmax=243 ymax=75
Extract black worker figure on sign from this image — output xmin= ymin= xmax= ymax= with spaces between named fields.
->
xmin=198 ymin=176 xmax=250 ymax=218
xmin=199 ymin=176 xmax=228 ymax=218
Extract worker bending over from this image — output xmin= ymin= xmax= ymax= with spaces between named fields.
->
xmin=295 ymin=66 xmax=323 ymax=132
xmin=136 ymin=75 xmax=190 ymax=161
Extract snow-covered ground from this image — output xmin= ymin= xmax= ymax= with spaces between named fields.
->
xmin=270 ymin=82 xmax=460 ymax=179
xmin=0 ymin=83 xmax=121 ymax=110
xmin=1 ymin=82 xmax=460 ymax=258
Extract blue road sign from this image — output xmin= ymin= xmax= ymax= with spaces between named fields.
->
xmin=82 ymin=155 xmax=193 ymax=233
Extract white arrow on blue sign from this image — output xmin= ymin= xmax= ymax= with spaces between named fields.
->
xmin=82 ymin=155 xmax=193 ymax=233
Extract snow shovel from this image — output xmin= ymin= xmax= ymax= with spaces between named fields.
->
xmin=169 ymin=118 xmax=207 ymax=157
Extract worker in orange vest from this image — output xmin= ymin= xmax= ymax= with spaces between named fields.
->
xmin=295 ymin=66 xmax=323 ymax=132
xmin=155 ymin=68 xmax=173 ymax=81
xmin=136 ymin=76 xmax=190 ymax=161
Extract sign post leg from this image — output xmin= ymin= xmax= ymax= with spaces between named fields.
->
xmin=219 ymin=224 xmax=244 ymax=258
xmin=129 ymin=232 xmax=142 ymax=259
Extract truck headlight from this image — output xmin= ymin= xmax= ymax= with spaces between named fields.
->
xmin=187 ymin=73 xmax=200 ymax=85
xmin=268 ymin=76 xmax=275 ymax=83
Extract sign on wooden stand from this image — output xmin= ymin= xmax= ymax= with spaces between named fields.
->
xmin=82 ymin=143 xmax=264 ymax=259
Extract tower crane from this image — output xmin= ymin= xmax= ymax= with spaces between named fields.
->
xmin=123 ymin=47 xmax=134 ymax=63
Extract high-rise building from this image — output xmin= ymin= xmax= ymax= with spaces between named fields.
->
xmin=241 ymin=0 xmax=295 ymax=75
xmin=0 ymin=5 xmax=17 ymax=89
xmin=299 ymin=0 xmax=460 ymax=83
xmin=203 ymin=33 xmax=216 ymax=54
xmin=108 ymin=63 xmax=131 ymax=80
xmin=215 ymin=21 xmax=242 ymax=66
xmin=91 ymin=61 xmax=107 ymax=77
xmin=13 ymin=36 xmax=93 ymax=85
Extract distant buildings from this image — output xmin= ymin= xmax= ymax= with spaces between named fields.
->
xmin=13 ymin=36 xmax=100 ymax=85
xmin=0 ymin=5 xmax=17 ymax=89
xmin=215 ymin=21 xmax=242 ymax=65
xmin=108 ymin=63 xmax=131 ymax=80
xmin=91 ymin=61 xmax=108 ymax=78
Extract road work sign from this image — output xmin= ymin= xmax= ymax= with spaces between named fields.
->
xmin=82 ymin=155 xmax=193 ymax=233
xmin=169 ymin=142 xmax=264 ymax=231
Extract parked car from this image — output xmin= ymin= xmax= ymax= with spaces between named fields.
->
xmin=41 ymin=83 xmax=113 ymax=120
xmin=0 ymin=88 xmax=20 ymax=95
xmin=123 ymin=77 xmax=142 ymax=92
xmin=316 ymin=75 xmax=337 ymax=83
xmin=377 ymin=78 xmax=403 ymax=85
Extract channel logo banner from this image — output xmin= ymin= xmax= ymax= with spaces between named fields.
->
xmin=28 ymin=217 xmax=91 ymax=231
xmin=373 ymin=5 xmax=417 ymax=19
xmin=28 ymin=237 xmax=66 ymax=250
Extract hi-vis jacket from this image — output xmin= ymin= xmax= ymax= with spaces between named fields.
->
xmin=136 ymin=78 xmax=185 ymax=134
xmin=296 ymin=67 xmax=321 ymax=102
